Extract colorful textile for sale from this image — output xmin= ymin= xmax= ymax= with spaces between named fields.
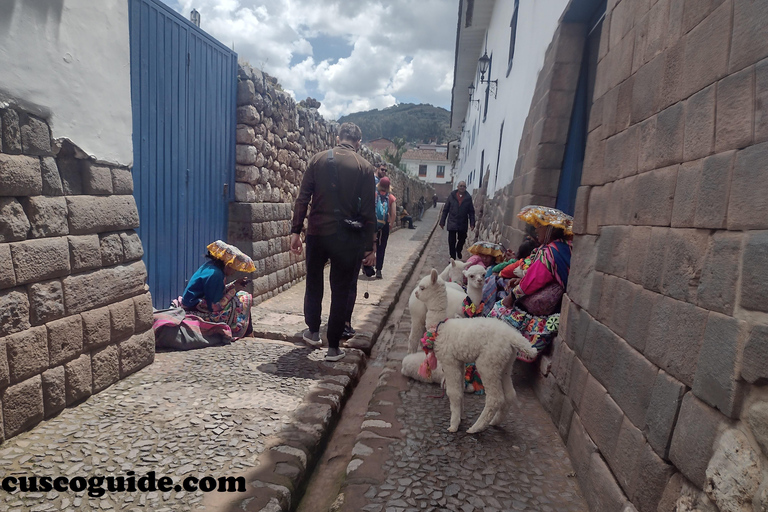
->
xmin=173 ymin=288 xmax=253 ymax=339
xmin=488 ymin=301 xmax=560 ymax=362
xmin=152 ymin=307 xmax=232 ymax=351
xmin=464 ymin=363 xmax=485 ymax=394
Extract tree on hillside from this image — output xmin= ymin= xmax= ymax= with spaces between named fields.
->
xmin=383 ymin=137 xmax=408 ymax=171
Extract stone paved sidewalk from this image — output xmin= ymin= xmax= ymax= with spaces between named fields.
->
xmin=329 ymin=219 xmax=589 ymax=512
xmin=0 ymin=207 xmax=442 ymax=512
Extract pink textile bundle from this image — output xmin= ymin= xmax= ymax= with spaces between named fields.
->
xmin=418 ymin=351 xmax=438 ymax=379
xmin=465 ymin=254 xmax=493 ymax=268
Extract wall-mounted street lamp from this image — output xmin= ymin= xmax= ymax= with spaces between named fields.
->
xmin=468 ymin=83 xmax=480 ymax=109
xmin=478 ymin=51 xmax=498 ymax=99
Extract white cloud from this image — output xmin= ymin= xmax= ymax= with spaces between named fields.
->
xmin=173 ymin=0 xmax=456 ymax=119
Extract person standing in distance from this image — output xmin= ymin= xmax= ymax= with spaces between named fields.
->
xmin=290 ymin=122 xmax=376 ymax=361
xmin=439 ymin=181 xmax=475 ymax=260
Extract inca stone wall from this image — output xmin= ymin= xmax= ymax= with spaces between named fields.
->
xmin=473 ymin=1 xmax=768 ymax=511
xmin=230 ymin=64 xmax=432 ymax=304
xmin=0 ymin=105 xmax=153 ymax=442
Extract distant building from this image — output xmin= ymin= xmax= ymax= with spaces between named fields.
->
xmin=402 ymin=147 xmax=452 ymax=200
xmin=366 ymin=138 xmax=396 ymax=154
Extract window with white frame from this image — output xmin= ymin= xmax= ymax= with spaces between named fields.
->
xmin=437 ymin=165 xmax=445 ymax=178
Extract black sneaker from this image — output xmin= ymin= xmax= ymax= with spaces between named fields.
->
xmin=341 ymin=325 xmax=356 ymax=339
xmin=375 ymin=270 xmax=383 ymax=279
xmin=325 ymin=348 xmax=346 ymax=362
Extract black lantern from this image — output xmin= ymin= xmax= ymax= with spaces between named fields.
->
xmin=478 ymin=51 xmax=498 ymax=99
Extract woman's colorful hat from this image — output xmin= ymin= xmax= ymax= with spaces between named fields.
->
xmin=206 ymin=240 xmax=256 ymax=273
xmin=467 ymin=241 xmax=505 ymax=263
xmin=517 ymin=205 xmax=574 ymax=236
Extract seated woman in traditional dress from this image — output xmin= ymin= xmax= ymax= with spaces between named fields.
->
xmin=489 ymin=206 xmax=573 ymax=361
xmin=178 ymin=240 xmax=255 ymax=339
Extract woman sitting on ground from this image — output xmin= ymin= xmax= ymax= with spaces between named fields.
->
xmin=178 ymin=240 xmax=255 ymax=339
xmin=489 ymin=206 xmax=573 ymax=361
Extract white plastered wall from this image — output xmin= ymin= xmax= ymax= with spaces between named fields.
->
xmin=0 ymin=0 xmax=133 ymax=165
xmin=457 ymin=0 xmax=569 ymax=197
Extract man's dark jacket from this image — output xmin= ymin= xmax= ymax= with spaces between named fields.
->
xmin=440 ymin=189 xmax=475 ymax=232
xmin=291 ymin=143 xmax=377 ymax=251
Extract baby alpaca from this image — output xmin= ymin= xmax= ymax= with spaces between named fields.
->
xmin=439 ymin=258 xmax=467 ymax=287
xmin=463 ymin=264 xmax=486 ymax=309
xmin=407 ymin=273 xmax=466 ymax=353
xmin=415 ymin=269 xmax=537 ymax=433
xmin=401 ymin=352 xmax=444 ymax=384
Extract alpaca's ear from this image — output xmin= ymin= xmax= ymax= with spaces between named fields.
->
xmin=450 ymin=259 xmax=456 ymax=267
xmin=462 ymin=269 xmax=469 ymax=277
xmin=430 ymin=269 xmax=438 ymax=283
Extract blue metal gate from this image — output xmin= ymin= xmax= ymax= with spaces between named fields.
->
xmin=129 ymin=0 xmax=237 ymax=308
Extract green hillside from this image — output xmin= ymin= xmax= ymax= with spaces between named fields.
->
xmin=338 ymin=103 xmax=455 ymax=144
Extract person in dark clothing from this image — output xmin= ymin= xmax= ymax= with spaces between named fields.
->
xmin=290 ymin=122 xmax=376 ymax=362
xmin=432 ymin=193 xmax=438 ymax=208
xmin=439 ymin=181 xmax=475 ymax=260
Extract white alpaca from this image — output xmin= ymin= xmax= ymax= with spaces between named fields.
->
xmin=401 ymin=352 xmax=444 ymax=384
xmin=439 ymin=258 xmax=467 ymax=290
xmin=414 ymin=269 xmax=537 ymax=434
xmin=407 ymin=261 xmax=466 ymax=354
xmin=463 ymin=264 xmax=486 ymax=308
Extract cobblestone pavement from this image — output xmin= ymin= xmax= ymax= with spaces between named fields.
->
xmin=0 ymin=208 xmax=442 ymax=512
xmin=335 ymin=219 xmax=589 ymax=512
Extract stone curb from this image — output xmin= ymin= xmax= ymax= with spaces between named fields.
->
xmin=231 ymin=215 xmax=441 ymax=512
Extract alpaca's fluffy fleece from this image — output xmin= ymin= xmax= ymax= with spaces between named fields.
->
xmin=407 ymin=276 xmax=466 ymax=354
xmin=415 ymin=269 xmax=536 ymax=434
xmin=401 ymin=352 xmax=444 ymax=384
xmin=463 ymin=264 xmax=486 ymax=307
xmin=438 ymin=258 xmax=467 ymax=285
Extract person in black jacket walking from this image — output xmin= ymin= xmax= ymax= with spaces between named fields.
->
xmin=439 ymin=181 xmax=475 ymax=260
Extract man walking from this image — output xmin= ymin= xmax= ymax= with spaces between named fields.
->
xmin=439 ymin=181 xmax=475 ymax=260
xmin=290 ymin=123 xmax=376 ymax=361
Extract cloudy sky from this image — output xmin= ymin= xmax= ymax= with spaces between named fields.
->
xmin=168 ymin=0 xmax=458 ymax=120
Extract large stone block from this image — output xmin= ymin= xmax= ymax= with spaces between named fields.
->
xmin=5 ymin=326 xmax=48 ymax=385
xmin=740 ymin=231 xmax=768 ymax=312
xmin=696 ymin=231 xmax=742 ymax=315
xmin=21 ymin=196 xmax=69 ymax=238
xmin=565 ymin=234 xmax=599 ymax=309
xmin=46 ymin=315 xmax=83 ymax=367
xmin=99 ymin=233 xmax=124 ymax=266
xmin=645 ymin=296 xmax=708 ymax=386
xmin=236 ymin=79 xmax=256 ymax=106
xmin=2 ymin=108 xmax=21 ymax=153
xmin=66 ymin=195 xmax=140 ymax=235
xmin=669 ymin=392 xmax=730 ymax=488
xmin=631 ymin=53 xmax=665 ymax=123
xmin=604 ymin=126 xmax=639 ymax=182
xmin=64 ymin=354 xmax=91 ymax=405
xmin=67 ymin=234 xmax=102 ymax=272
xmin=715 ymin=67 xmax=754 ymax=152
xmin=583 ymin=453 xmax=630 ymax=512
xmin=134 ymin=292 xmax=154 ymax=331
xmin=0 ymin=198 xmax=30 ymax=243
xmin=595 ymin=226 xmax=631 ymax=278
xmin=236 ymin=105 xmax=260 ymax=126
xmin=0 ymin=154 xmax=42 ymax=196
xmin=730 ymin=0 xmax=768 ymax=71
xmin=0 ymin=288 xmax=30 ymax=337
xmin=757 ymin=59 xmax=768 ymax=143
xmin=20 ymin=115 xmax=51 ymax=156
xmin=41 ymin=366 xmax=65 ymax=417
xmin=82 ymin=163 xmax=113 ymax=195
xmin=747 ymin=401 xmax=768 ymax=457
xmin=236 ymin=125 xmax=256 ymax=145
xmin=0 ymin=245 xmax=13 ymax=290
xmin=645 ymin=369 xmax=687 ymax=459
xmin=81 ymin=306 xmax=111 ymax=349
xmin=234 ymin=182 xmax=256 ymax=202
xmin=692 ymin=313 xmax=747 ymax=419
xmin=631 ymin=165 xmax=677 ymax=226
xmin=120 ymin=230 xmax=144 ymax=261
xmin=583 ymin=315 xmax=620 ymax=388
xmin=704 ymin=428 xmax=762 ymax=512
xmin=626 ymin=226 xmax=651 ymax=284
xmin=641 ymin=227 xmax=669 ymax=293
xmin=92 ymin=345 xmax=119 ymax=393
xmin=62 ymin=261 xmax=147 ymax=314
xmin=684 ymin=84 xmax=716 ymax=161
xmin=2 ymin=375 xmax=43 ymax=437
xmin=681 ymin=2 xmax=731 ymax=99
xmin=57 ymin=158 xmax=83 ymax=195
xmin=10 ymin=237 xmax=70 ymax=285
xmin=27 ymin=279 xmax=65 ymax=326
xmin=670 ymin=159 xmax=701 ymax=228
xmin=110 ymin=298 xmax=136 ymax=341
xmin=579 ymin=374 xmax=624 ymax=456
xmin=111 ymin=168 xmax=133 ymax=195
xmin=610 ymin=337 xmax=659 ymax=429
xmin=728 ymin=142 xmax=768 ymax=230
xmin=631 ymin=440 xmax=675 ymax=512
xmin=741 ymin=324 xmax=768 ymax=384
xmin=608 ymin=416 xmax=645 ymax=498
xmin=662 ymin=39 xmax=686 ymax=109
xmin=119 ymin=330 xmax=154 ymax=378
xmin=40 ymin=157 xmax=63 ymax=196
xmin=567 ymin=412 xmax=598 ymax=477
xmin=660 ymin=228 xmax=709 ymax=302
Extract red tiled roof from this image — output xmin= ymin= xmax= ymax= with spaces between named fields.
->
xmin=402 ymin=149 xmax=448 ymax=162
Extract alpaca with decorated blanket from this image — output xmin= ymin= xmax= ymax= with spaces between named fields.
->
xmin=414 ymin=269 xmax=537 ymax=433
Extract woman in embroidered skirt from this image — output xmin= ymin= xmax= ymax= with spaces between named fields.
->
xmin=488 ymin=206 xmax=573 ymax=362
xmin=176 ymin=240 xmax=255 ymax=339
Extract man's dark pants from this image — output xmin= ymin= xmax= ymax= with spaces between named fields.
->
xmin=375 ymin=223 xmax=390 ymax=272
xmin=448 ymin=230 xmax=467 ymax=260
xmin=304 ymin=233 xmax=361 ymax=349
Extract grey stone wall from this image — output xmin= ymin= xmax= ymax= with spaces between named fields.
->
xmin=0 ymin=106 xmax=153 ymax=442
xmin=230 ymin=65 xmax=432 ymax=304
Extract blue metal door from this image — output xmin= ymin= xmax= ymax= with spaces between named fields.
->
xmin=129 ymin=0 xmax=237 ymax=308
